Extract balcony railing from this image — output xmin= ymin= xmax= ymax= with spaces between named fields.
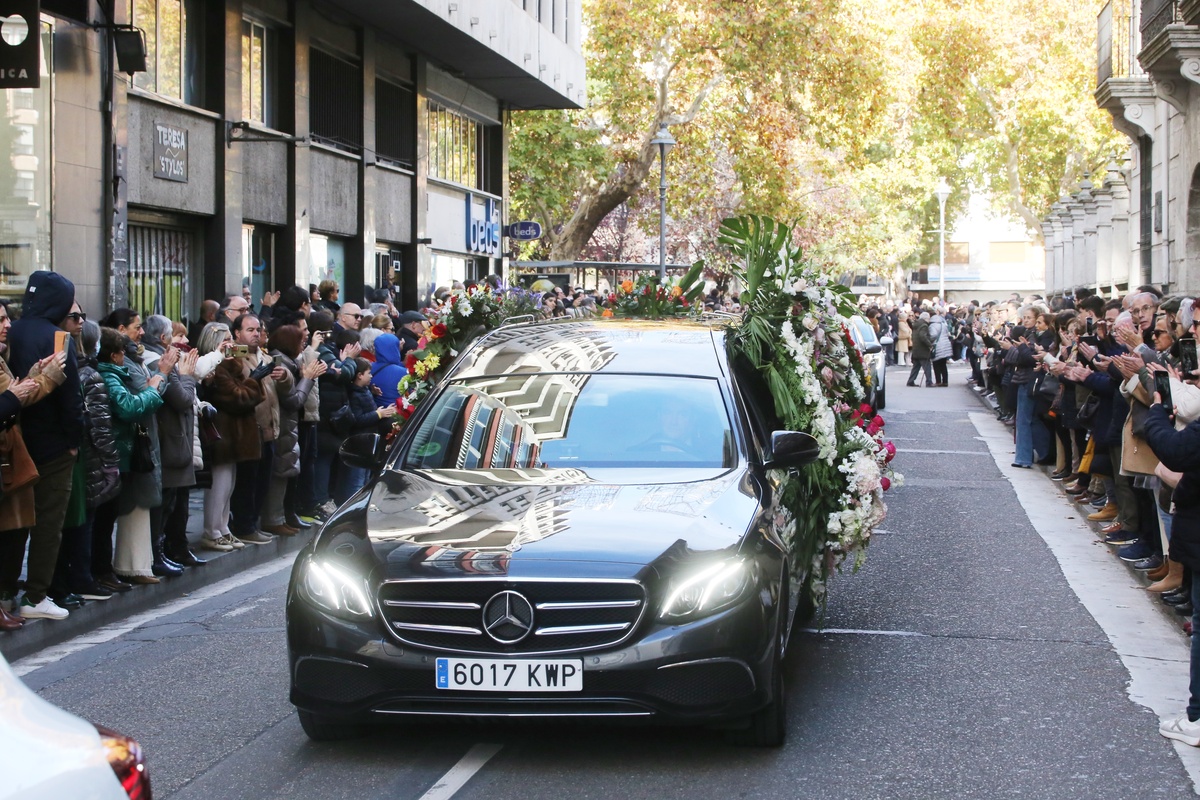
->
xmin=1097 ymin=0 xmax=1134 ymax=83
xmin=1141 ymin=0 xmax=1182 ymax=44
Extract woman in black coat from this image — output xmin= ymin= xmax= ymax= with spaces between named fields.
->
xmin=1143 ymin=397 xmax=1200 ymax=746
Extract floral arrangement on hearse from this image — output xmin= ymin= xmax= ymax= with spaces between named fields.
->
xmin=393 ymin=285 xmax=542 ymax=424
xmin=718 ymin=215 xmax=901 ymax=606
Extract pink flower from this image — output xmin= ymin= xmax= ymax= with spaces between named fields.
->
xmin=883 ymin=441 xmax=896 ymax=461
xmin=880 ymin=476 xmax=891 ymax=491
xmin=821 ymin=366 xmax=835 ymax=384
xmin=859 ymin=403 xmax=873 ymax=415
xmin=871 ymin=415 xmax=885 ymax=429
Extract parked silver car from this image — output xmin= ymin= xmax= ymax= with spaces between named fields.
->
xmin=848 ymin=315 xmax=886 ymax=410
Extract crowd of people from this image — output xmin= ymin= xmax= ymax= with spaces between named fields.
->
xmin=0 ymin=274 xmax=435 ymax=629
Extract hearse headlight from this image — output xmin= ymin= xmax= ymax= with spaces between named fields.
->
xmin=660 ymin=558 xmax=756 ymax=621
xmin=300 ymin=557 xmax=375 ymax=619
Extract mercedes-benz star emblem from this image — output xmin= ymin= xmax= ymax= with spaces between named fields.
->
xmin=482 ymin=590 xmax=534 ymax=644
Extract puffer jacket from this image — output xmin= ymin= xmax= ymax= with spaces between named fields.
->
xmin=109 ymin=343 xmax=166 ymax=513
xmin=79 ymin=359 xmax=121 ymax=508
xmin=270 ymin=351 xmax=315 ymax=479
xmin=317 ymin=339 xmax=355 ymax=435
xmin=98 ymin=360 xmax=164 ymax=473
xmin=144 ymin=342 xmax=197 ymax=489
xmin=299 ymin=346 xmax=321 ymax=423
xmin=929 ymin=315 xmax=953 ymax=361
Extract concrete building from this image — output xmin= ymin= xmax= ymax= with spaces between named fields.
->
xmin=0 ymin=0 xmax=585 ymax=321
xmin=1059 ymin=0 xmax=1200 ymax=299
xmin=908 ymin=192 xmax=1046 ymax=305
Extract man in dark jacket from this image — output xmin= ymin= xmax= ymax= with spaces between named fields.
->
xmin=8 ymin=271 xmax=83 ymax=619
xmin=397 ymin=310 xmax=427 ymax=357
xmin=906 ymin=312 xmax=934 ymax=387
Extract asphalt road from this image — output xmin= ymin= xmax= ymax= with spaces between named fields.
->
xmin=15 ymin=364 xmax=1199 ymax=799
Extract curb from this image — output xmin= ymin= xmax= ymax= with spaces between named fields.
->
xmin=0 ymin=530 xmax=310 ymax=663
xmin=967 ymin=379 xmax=1189 ymax=633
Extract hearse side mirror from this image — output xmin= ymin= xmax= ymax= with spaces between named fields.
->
xmin=340 ymin=433 xmax=386 ymax=471
xmin=862 ymin=341 xmax=882 ymax=355
xmin=763 ymin=431 xmax=821 ymax=470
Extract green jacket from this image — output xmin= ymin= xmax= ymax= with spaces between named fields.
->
xmin=98 ymin=361 xmax=164 ymax=472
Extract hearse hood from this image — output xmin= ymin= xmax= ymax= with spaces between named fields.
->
xmin=314 ymin=467 xmax=763 ymax=580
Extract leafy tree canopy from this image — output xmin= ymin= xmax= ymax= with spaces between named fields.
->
xmin=508 ymin=0 xmax=1123 ymax=276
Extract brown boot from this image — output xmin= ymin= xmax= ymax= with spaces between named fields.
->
xmin=1087 ymin=502 xmax=1118 ymax=521
xmin=1146 ymin=560 xmax=1171 ymax=582
xmin=0 ymin=605 xmax=23 ymax=631
xmin=1147 ymin=560 xmax=1184 ymax=593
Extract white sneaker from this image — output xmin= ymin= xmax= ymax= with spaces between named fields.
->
xmin=200 ymin=535 xmax=234 ymax=552
xmin=1160 ymin=712 xmax=1200 ymax=747
xmin=19 ymin=595 xmax=69 ymax=620
xmin=221 ymin=534 xmax=246 ymax=550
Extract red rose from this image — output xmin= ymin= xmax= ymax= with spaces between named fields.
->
xmin=880 ymin=476 xmax=891 ymax=491
xmin=871 ymin=415 xmax=884 ymax=428
xmin=430 ymin=323 xmax=448 ymax=339
xmin=404 ymin=353 xmax=418 ymax=371
xmin=859 ymin=403 xmax=873 ymax=415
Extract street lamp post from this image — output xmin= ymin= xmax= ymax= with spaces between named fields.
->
xmin=934 ymin=177 xmax=951 ymax=305
xmin=650 ymin=125 xmax=676 ymax=282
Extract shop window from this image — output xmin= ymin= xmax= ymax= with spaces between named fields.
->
xmin=241 ymin=18 xmax=277 ymax=128
xmin=376 ymin=79 xmax=415 ymax=169
xmin=128 ymin=225 xmax=192 ymax=321
xmin=310 ymin=48 xmax=362 ymax=152
xmin=128 ymin=0 xmax=205 ymax=106
xmin=427 ymin=101 xmax=496 ymax=192
xmin=308 ymin=234 xmax=347 ymax=301
xmin=242 ymin=225 xmax=275 ymax=306
xmin=0 ymin=22 xmax=53 ymax=307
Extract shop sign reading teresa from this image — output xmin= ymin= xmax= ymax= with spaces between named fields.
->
xmin=153 ymin=122 xmax=188 ymax=182
xmin=465 ymin=193 xmax=501 ymax=256
xmin=0 ymin=1 xmax=40 ymax=89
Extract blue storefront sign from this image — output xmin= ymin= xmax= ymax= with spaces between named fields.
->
xmin=506 ymin=221 xmax=542 ymax=241
xmin=466 ymin=193 xmax=501 ymax=256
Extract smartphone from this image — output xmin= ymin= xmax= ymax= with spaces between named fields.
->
xmin=1080 ymin=335 xmax=1101 ymax=348
xmin=54 ymin=330 xmax=70 ymax=355
xmin=1155 ymin=371 xmax=1174 ymax=410
xmin=273 ymin=354 xmax=284 ymax=367
xmin=1181 ymin=338 xmax=1198 ymax=376
xmin=1086 ymin=317 xmax=1095 ymax=335
xmin=231 ymin=344 xmax=249 ymax=358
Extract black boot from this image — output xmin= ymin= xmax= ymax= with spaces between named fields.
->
xmin=151 ymin=531 xmax=184 ymax=577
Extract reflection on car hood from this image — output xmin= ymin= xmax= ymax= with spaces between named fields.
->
xmin=354 ymin=466 xmax=760 ymax=577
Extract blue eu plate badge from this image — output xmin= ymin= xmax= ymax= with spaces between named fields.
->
xmin=436 ymin=658 xmax=449 ymax=689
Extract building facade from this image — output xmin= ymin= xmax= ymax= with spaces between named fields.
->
xmin=1053 ymin=0 xmax=1200 ymax=299
xmin=0 ymin=0 xmax=585 ymax=321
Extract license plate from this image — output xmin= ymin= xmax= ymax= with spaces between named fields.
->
xmin=435 ymin=657 xmax=583 ymax=692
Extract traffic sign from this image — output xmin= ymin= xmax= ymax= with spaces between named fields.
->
xmin=506 ymin=221 xmax=543 ymax=240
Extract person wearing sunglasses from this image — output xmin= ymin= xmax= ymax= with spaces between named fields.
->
xmin=336 ymin=303 xmax=364 ymax=333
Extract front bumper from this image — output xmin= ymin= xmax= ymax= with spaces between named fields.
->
xmin=286 ymin=581 xmax=778 ymax=725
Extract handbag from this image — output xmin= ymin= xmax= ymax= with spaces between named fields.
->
xmin=330 ymin=404 xmax=354 ymax=436
xmin=199 ymin=405 xmax=221 ymax=448
xmin=130 ymin=423 xmax=155 ymax=473
xmin=1076 ymin=395 xmax=1101 ymax=427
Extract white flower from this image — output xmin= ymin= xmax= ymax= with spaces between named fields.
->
xmin=789 ymin=278 xmax=808 ymax=294
xmin=802 ymin=315 xmax=818 ymax=331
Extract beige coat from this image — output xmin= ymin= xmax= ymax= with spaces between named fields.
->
xmin=896 ymin=319 xmax=912 ymax=353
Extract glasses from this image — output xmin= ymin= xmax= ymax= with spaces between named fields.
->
xmin=1152 ymin=329 xmax=1171 ymax=337
xmin=66 ymin=312 xmax=86 ymax=321
xmin=344 ymin=313 xmax=363 ymax=320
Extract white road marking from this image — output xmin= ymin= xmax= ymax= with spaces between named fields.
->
xmin=970 ymin=411 xmax=1200 ymax=793
xmin=11 ymin=555 xmax=294 ymax=677
xmin=801 ymin=627 xmax=928 ymax=637
xmin=900 ymin=449 xmax=991 ymax=455
xmin=417 ymin=743 xmax=503 ymax=800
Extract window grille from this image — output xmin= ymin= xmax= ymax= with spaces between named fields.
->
xmin=310 ymin=48 xmax=362 ymax=152
xmin=427 ymin=101 xmax=496 ymax=191
xmin=128 ymin=225 xmax=190 ymax=321
xmin=376 ymin=79 xmax=415 ymax=168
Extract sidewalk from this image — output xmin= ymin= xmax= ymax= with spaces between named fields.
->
xmin=964 ymin=369 xmax=1191 ymax=633
xmin=0 ymin=493 xmax=311 ymax=663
